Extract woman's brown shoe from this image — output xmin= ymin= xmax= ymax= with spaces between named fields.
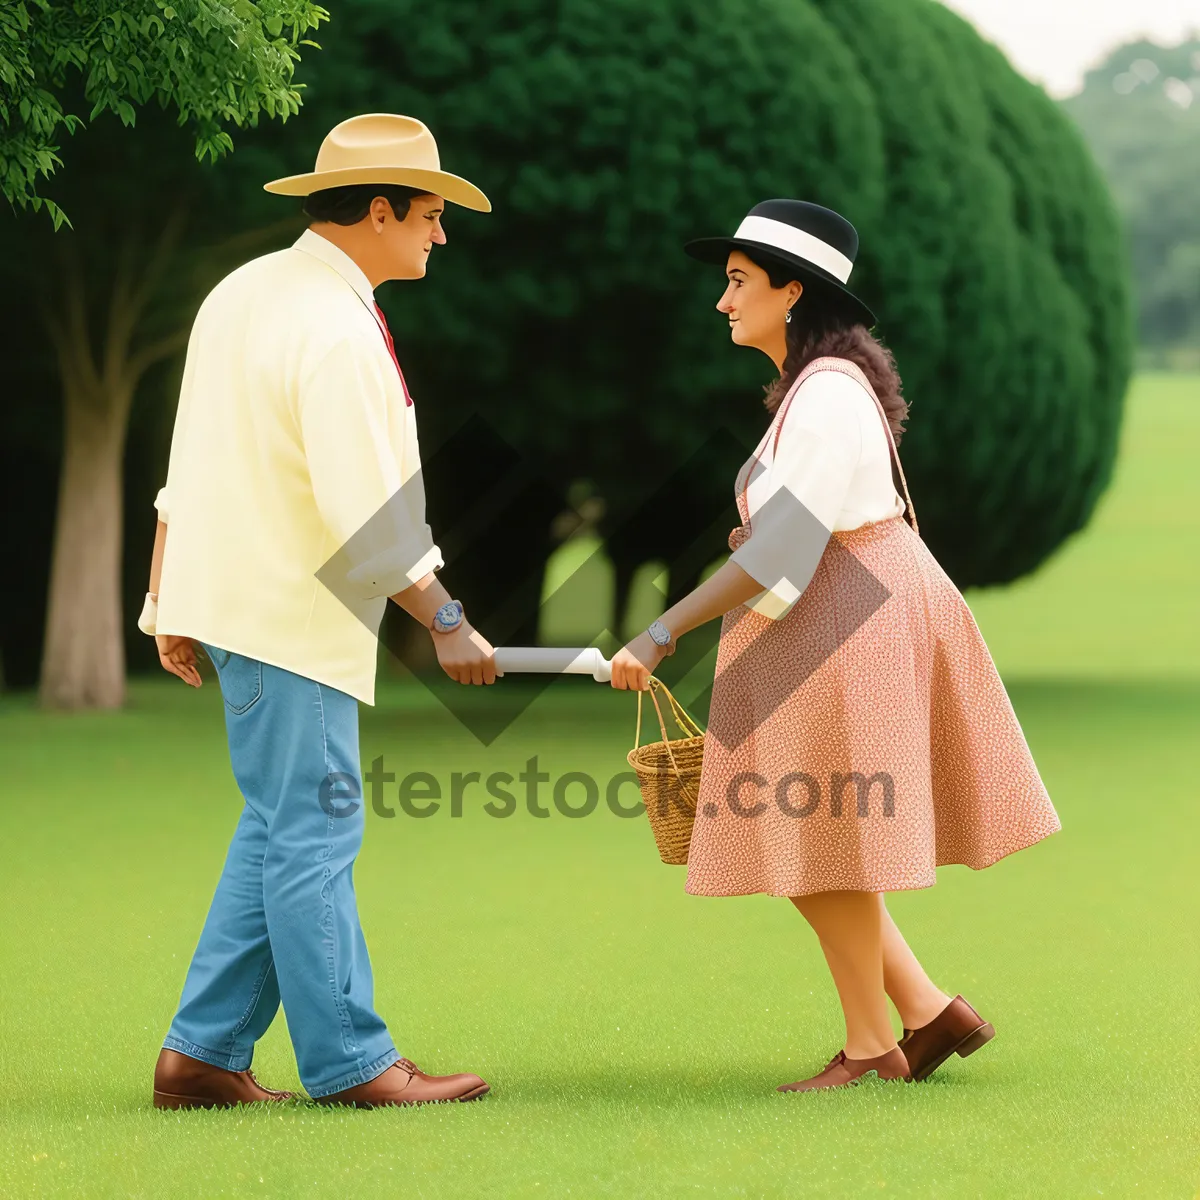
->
xmin=153 ymin=1048 xmax=294 ymax=1110
xmin=777 ymin=1047 xmax=911 ymax=1092
xmin=899 ymin=995 xmax=995 ymax=1081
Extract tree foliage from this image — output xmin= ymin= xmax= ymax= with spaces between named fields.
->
xmin=0 ymin=0 xmax=328 ymax=227
xmin=1063 ymin=39 xmax=1200 ymax=353
xmin=0 ymin=1 xmax=323 ymax=707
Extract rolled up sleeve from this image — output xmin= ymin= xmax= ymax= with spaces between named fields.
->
xmin=300 ymin=337 xmax=443 ymax=601
xmin=731 ymin=392 xmax=860 ymax=618
xmin=154 ymin=486 xmax=169 ymax=523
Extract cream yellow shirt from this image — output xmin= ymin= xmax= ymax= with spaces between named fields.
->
xmin=154 ymin=229 xmax=443 ymax=705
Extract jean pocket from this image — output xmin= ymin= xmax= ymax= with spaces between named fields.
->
xmin=208 ymin=647 xmax=263 ymax=715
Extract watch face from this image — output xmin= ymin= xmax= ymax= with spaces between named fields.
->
xmin=436 ymin=601 xmax=463 ymax=629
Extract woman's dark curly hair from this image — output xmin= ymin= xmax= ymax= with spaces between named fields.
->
xmin=748 ymin=250 xmax=910 ymax=448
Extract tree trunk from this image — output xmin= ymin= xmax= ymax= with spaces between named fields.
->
xmin=35 ymin=219 xmax=190 ymax=710
xmin=38 ymin=379 xmax=132 ymax=709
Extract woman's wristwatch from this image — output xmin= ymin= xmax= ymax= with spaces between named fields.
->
xmin=430 ymin=599 xmax=465 ymax=634
xmin=647 ymin=619 xmax=676 ymax=655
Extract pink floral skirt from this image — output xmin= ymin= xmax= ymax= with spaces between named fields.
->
xmin=685 ymin=514 xmax=1061 ymax=898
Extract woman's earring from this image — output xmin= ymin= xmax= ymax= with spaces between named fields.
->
xmin=785 ymin=307 xmax=793 ymax=324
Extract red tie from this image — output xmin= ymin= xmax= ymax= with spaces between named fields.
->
xmin=372 ymin=302 xmax=413 ymax=407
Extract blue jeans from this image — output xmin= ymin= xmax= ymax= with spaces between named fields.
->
xmin=162 ymin=644 xmax=399 ymax=1097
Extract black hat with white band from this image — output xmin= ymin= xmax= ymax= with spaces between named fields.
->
xmin=684 ymin=199 xmax=876 ymax=328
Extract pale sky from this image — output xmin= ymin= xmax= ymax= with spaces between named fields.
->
xmin=940 ymin=0 xmax=1200 ymax=96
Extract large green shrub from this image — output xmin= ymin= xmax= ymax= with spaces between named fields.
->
xmin=816 ymin=0 xmax=1133 ymax=582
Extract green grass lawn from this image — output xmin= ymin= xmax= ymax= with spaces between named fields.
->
xmin=2 ymin=375 xmax=1198 ymax=1198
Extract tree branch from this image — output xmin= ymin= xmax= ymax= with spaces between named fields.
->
xmin=42 ymin=237 xmax=102 ymax=403
xmin=103 ymin=231 xmax=139 ymax=384
xmin=127 ymin=326 xmax=191 ymax=383
xmin=103 ymin=204 xmax=190 ymax=389
xmin=127 ymin=204 xmax=190 ymax=316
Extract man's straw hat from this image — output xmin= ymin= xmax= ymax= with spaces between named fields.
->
xmin=264 ymin=113 xmax=491 ymax=212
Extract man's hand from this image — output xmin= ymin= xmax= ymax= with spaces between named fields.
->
xmin=432 ymin=623 xmax=498 ymax=685
xmin=610 ymin=631 xmax=667 ymax=691
xmin=156 ymin=634 xmax=203 ymax=687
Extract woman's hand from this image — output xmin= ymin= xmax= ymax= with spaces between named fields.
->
xmin=156 ymin=634 xmax=202 ymax=687
xmin=610 ymin=631 xmax=668 ymax=691
xmin=609 ymin=562 xmax=764 ymax=691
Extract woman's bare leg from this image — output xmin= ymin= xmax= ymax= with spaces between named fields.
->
xmin=878 ymin=894 xmax=953 ymax=1030
xmin=789 ymin=890 xmax=896 ymax=1059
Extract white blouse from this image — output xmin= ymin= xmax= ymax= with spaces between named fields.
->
xmin=729 ymin=368 xmax=907 ymax=620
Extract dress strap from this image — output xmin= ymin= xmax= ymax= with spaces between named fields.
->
xmin=736 ymin=369 xmax=808 ymax=525
xmin=771 ymin=355 xmax=920 ymax=536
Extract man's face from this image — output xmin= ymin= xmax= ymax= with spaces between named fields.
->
xmin=377 ymin=193 xmax=447 ymax=280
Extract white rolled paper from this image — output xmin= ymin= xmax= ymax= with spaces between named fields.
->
xmin=492 ymin=646 xmax=612 ymax=683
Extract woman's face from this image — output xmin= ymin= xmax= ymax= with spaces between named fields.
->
xmin=715 ymin=250 xmax=801 ymax=352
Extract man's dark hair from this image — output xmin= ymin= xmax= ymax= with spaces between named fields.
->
xmin=302 ymin=183 xmax=434 ymax=225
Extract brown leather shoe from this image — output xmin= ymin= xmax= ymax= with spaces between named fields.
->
xmin=777 ymin=1046 xmax=911 ymax=1092
xmin=898 ymin=994 xmax=995 ymax=1081
xmin=312 ymin=1057 xmax=490 ymax=1108
xmin=153 ymin=1048 xmax=294 ymax=1110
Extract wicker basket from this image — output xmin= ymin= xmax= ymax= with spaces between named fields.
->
xmin=626 ymin=677 xmax=707 ymax=865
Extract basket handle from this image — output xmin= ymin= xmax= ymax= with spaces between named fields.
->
xmin=632 ymin=677 xmax=707 ymax=751
xmin=647 ymin=679 xmax=702 ymax=806
xmin=654 ymin=677 xmax=706 ymax=739
xmin=633 ymin=681 xmax=670 ymax=753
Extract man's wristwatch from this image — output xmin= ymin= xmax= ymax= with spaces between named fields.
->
xmin=431 ymin=599 xmax=465 ymax=634
xmin=647 ymin=619 xmax=676 ymax=655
